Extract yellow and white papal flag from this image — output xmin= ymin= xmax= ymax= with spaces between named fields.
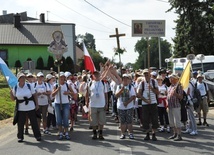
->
xmin=179 ymin=61 xmax=191 ymax=89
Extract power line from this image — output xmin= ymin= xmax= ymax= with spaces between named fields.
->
xmin=84 ymin=0 xmax=131 ymax=27
xmin=49 ymin=12 xmax=113 ymax=34
xmin=54 ymin=0 xmax=113 ymax=31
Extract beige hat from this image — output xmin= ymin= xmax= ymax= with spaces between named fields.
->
xmin=17 ymin=72 xmax=25 ymax=80
xmin=169 ymin=73 xmax=179 ymax=79
xmin=46 ymin=74 xmax=54 ymax=80
xmin=197 ymin=74 xmax=204 ymax=78
xmin=143 ymin=69 xmax=149 ymax=74
xmin=156 ymin=75 xmax=163 ymax=80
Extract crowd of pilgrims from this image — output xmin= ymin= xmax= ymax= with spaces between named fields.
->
xmin=10 ymin=61 xmax=210 ymax=142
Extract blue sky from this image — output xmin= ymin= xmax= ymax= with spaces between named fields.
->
xmin=2 ymin=0 xmax=177 ymax=64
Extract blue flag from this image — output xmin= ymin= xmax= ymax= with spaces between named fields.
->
xmin=0 ymin=58 xmax=18 ymax=88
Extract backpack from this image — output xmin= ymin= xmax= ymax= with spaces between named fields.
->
xmin=190 ymin=82 xmax=201 ymax=110
xmin=176 ymin=85 xmax=188 ymax=122
xmin=141 ymin=79 xmax=158 ymax=102
xmin=176 ymin=84 xmax=188 ymax=105
xmin=14 ymin=83 xmax=31 ymax=95
xmin=89 ymin=80 xmax=105 ymax=88
xmin=119 ymin=84 xmax=132 ymax=91
xmin=55 ymin=82 xmax=71 ymax=100
xmin=34 ymin=82 xmax=48 ymax=91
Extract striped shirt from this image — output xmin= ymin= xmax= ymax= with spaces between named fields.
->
xmin=137 ymin=79 xmax=158 ymax=105
xmin=167 ymin=84 xmax=183 ymax=108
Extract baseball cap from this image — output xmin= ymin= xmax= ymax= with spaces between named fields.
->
xmin=150 ymin=71 xmax=157 ymax=76
xmin=26 ymin=73 xmax=33 ymax=77
xmin=37 ymin=72 xmax=44 ymax=77
xmin=64 ymin=71 xmax=72 ymax=78
xmin=59 ymin=72 xmax=65 ymax=77
xmin=122 ymin=74 xmax=130 ymax=79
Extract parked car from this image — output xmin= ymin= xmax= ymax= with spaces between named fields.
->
xmin=203 ymin=70 xmax=214 ymax=106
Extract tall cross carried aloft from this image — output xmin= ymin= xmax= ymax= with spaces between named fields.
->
xmin=109 ymin=28 xmax=125 ymax=65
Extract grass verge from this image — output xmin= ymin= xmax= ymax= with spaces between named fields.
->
xmin=0 ymin=87 xmax=15 ymax=120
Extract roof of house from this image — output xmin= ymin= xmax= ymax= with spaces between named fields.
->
xmin=0 ymin=12 xmax=75 ymax=45
xmin=0 ymin=24 xmax=62 ymax=45
xmin=0 ymin=11 xmax=36 ymax=23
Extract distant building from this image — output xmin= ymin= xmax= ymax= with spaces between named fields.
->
xmin=0 ymin=11 xmax=83 ymax=72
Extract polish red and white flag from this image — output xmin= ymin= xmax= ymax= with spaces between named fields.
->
xmin=83 ymin=42 xmax=96 ymax=73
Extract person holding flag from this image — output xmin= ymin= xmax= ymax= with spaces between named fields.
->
xmin=167 ymin=74 xmax=183 ymax=141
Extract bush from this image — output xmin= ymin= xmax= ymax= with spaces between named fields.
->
xmin=36 ymin=56 xmax=44 ymax=70
xmin=0 ymin=88 xmax=15 ymax=120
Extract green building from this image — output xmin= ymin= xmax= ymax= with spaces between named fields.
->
xmin=0 ymin=11 xmax=76 ymax=71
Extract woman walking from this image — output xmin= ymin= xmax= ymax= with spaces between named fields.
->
xmin=10 ymin=72 xmax=41 ymax=142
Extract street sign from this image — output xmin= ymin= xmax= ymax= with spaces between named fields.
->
xmin=132 ymin=20 xmax=165 ymax=37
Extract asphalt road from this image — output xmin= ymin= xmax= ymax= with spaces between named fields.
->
xmin=0 ymin=109 xmax=214 ymax=155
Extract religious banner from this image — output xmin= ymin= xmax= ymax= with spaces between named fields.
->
xmin=132 ymin=20 xmax=165 ymax=37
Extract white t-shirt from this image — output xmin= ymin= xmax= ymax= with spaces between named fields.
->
xmin=157 ymin=85 xmax=167 ymax=107
xmin=79 ymin=82 xmax=88 ymax=96
xmin=116 ymin=85 xmax=136 ymax=110
xmin=110 ymin=80 xmax=118 ymax=94
xmin=137 ymin=79 xmax=158 ymax=105
xmin=13 ymin=83 xmax=36 ymax=111
xmin=67 ymin=80 xmax=78 ymax=94
xmin=54 ymin=83 xmax=70 ymax=104
xmin=196 ymin=82 xmax=208 ymax=96
xmin=34 ymin=82 xmax=50 ymax=106
xmin=89 ymin=80 xmax=108 ymax=108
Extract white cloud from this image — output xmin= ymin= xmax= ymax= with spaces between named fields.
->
xmin=2 ymin=0 xmax=177 ymax=65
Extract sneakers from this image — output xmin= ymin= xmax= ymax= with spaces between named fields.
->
xmin=169 ymin=134 xmax=177 ymax=139
xmin=44 ymin=130 xmax=51 ymax=135
xmin=36 ymin=137 xmax=41 ymax=141
xmin=158 ymin=126 xmax=164 ymax=132
xmin=18 ymin=138 xmax=24 ymax=143
xmin=58 ymin=133 xmax=63 ymax=140
xmin=174 ymin=135 xmax=182 ymax=141
xmin=152 ymin=134 xmax=157 ymax=141
xmin=120 ymin=134 xmax=126 ymax=139
xmin=197 ymin=121 xmax=202 ymax=126
xmin=92 ymin=134 xmax=97 ymax=140
xmin=25 ymin=129 xmax=29 ymax=135
xmin=144 ymin=133 xmax=150 ymax=140
xmin=190 ymin=131 xmax=198 ymax=136
xmin=70 ymin=127 xmax=74 ymax=131
xmin=129 ymin=133 xmax=134 ymax=139
xmin=203 ymin=122 xmax=209 ymax=127
xmin=65 ymin=134 xmax=71 ymax=140
xmin=99 ymin=134 xmax=105 ymax=140
xmin=166 ymin=127 xmax=171 ymax=133
xmin=182 ymin=129 xmax=191 ymax=134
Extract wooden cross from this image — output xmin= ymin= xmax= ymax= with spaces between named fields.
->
xmin=109 ymin=28 xmax=125 ymax=67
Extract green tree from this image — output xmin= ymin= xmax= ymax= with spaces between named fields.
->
xmin=36 ymin=57 xmax=44 ymax=70
xmin=84 ymin=33 xmax=96 ymax=50
xmin=65 ymin=56 xmax=74 ymax=73
xmin=134 ymin=38 xmax=171 ymax=69
xmin=47 ymin=55 xmax=54 ymax=70
xmin=168 ymin=0 xmax=214 ymax=57
xmin=60 ymin=56 xmax=66 ymax=72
